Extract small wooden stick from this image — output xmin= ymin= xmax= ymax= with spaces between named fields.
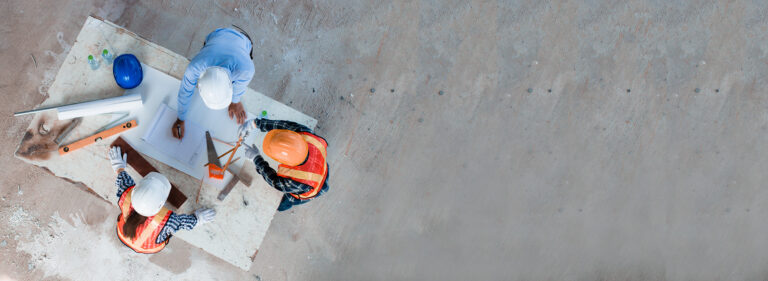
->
xmin=202 ymin=148 xmax=236 ymax=167
xmin=204 ymin=157 xmax=240 ymax=167
xmin=218 ymin=147 xmax=235 ymax=158
xmin=212 ymin=137 xmax=234 ymax=147
xmin=221 ymin=138 xmax=242 ymax=172
xmin=195 ymin=177 xmax=204 ymax=204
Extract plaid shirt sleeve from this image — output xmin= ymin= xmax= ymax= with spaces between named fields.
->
xmin=115 ymin=171 xmax=135 ymax=199
xmin=254 ymin=118 xmax=313 ymax=134
xmin=253 ymin=155 xmax=314 ymax=194
xmin=156 ymin=213 xmax=198 ymax=244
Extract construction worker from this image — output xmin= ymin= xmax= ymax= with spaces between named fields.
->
xmin=172 ymin=27 xmax=255 ymax=139
xmin=108 ymin=147 xmax=216 ymax=253
xmin=237 ymin=118 xmax=329 ymax=211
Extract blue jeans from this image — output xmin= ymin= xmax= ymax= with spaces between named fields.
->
xmin=277 ymin=182 xmax=329 ymax=211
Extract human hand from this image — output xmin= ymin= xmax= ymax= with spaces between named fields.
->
xmin=194 ymin=208 xmax=216 ymax=225
xmin=237 ymin=119 xmax=257 ymax=139
xmin=242 ymin=143 xmax=260 ymax=162
xmin=108 ymin=146 xmax=127 ymax=172
xmin=171 ymin=119 xmax=185 ymax=139
xmin=228 ymin=102 xmax=246 ymax=124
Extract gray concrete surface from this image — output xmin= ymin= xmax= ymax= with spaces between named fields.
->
xmin=3 ymin=0 xmax=768 ymax=280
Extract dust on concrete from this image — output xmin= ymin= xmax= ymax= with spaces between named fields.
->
xmin=37 ymin=32 xmax=72 ymax=96
xmin=13 ymin=212 xmax=245 ymax=280
xmin=8 ymin=207 xmax=39 ymax=228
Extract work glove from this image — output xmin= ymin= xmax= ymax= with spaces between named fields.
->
xmin=242 ymin=143 xmax=260 ymax=162
xmin=237 ymin=118 xmax=258 ymax=139
xmin=108 ymin=146 xmax=127 ymax=172
xmin=194 ymin=208 xmax=216 ymax=225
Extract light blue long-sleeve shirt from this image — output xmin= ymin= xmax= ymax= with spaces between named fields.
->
xmin=177 ymin=28 xmax=255 ymax=120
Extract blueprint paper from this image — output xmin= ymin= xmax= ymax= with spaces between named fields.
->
xmin=141 ymin=103 xmax=204 ymax=167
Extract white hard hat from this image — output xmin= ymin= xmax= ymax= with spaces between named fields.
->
xmin=131 ymin=172 xmax=171 ymax=216
xmin=198 ymin=66 xmax=233 ymax=110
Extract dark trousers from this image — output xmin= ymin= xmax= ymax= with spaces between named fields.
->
xmin=277 ymin=181 xmax=329 ymax=211
xmin=277 ymin=194 xmax=308 ymax=211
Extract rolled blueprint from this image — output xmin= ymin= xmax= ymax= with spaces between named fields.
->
xmin=56 ymin=93 xmax=143 ymax=120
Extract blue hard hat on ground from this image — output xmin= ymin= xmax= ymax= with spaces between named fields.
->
xmin=113 ymin=54 xmax=143 ymax=89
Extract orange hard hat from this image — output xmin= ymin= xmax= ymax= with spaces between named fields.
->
xmin=263 ymin=129 xmax=309 ymax=166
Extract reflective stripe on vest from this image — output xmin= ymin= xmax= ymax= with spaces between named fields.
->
xmin=277 ymin=132 xmax=328 ymax=200
xmin=116 ymin=186 xmax=172 ymax=254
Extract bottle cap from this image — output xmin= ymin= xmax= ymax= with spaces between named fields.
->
xmin=88 ymin=55 xmax=93 ymax=60
xmin=103 ymin=49 xmax=108 ymax=55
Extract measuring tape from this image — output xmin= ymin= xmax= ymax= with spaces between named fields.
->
xmin=59 ymin=120 xmax=138 ymax=155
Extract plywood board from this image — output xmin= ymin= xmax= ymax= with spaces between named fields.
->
xmin=14 ymin=16 xmax=316 ymax=270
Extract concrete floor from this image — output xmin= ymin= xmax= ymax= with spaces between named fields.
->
xmin=2 ymin=0 xmax=768 ymax=280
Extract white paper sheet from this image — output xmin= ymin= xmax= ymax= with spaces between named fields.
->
xmin=56 ymin=93 xmax=143 ymax=120
xmin=141 ymin=103 xmax=204 ymax=167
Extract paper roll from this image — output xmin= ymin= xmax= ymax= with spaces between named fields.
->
xmin=56 ymin=93 xmax=143 ymax=120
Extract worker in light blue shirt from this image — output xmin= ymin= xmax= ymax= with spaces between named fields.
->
xmin=172 ymin=27 xmax=255 ymax=139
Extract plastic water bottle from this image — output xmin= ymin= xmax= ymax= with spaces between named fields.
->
xmin=101 ymin=49 xmax=114 ymax=65
xmin=87 ymin=55 xmax=99 ymax=70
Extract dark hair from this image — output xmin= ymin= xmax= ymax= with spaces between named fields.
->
xmin=122 ymin=209 xmax=148 ymax=239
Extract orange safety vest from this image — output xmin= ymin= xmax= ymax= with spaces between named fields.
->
xmin=116 ymin=186 xmax=172 ymax=254
xmin=277 ymin=132 xmax=328 ymax=200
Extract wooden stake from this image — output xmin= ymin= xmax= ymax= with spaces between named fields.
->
xmin=204 ymin=157 xmax=240 ymax=167
xmin=221 ymin=138 xmax=242 ymax=172
xmin=212 ymin=137 xmax=234 ymax=147
xmin=195 ymin=177 xmax=205 ymax=204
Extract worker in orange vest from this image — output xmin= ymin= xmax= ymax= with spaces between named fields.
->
xmin=237 ymin=118 xmax=329 ymax=211
xmin=108 ymin=147 xmax=216 ymax=253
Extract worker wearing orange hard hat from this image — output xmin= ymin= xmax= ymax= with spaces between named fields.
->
xmin=237 ymin=118 xmax=329 ymax=211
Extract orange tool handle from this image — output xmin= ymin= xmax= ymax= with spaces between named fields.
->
xmin=203 ymin=148 xmax=236 ymax=167
xmin=59 ymin=120 xmax=138 ymax=155
xmin=208 ymin=164 xmax=224 ymax=180
xmin=221 ymin=138 xmax=242 ymax=173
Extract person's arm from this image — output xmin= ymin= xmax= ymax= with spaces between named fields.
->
xmin=253 ymin=155 xmax=314 ymax=194
xmin=254 ymin=118 xmax=313 ymax=133
xmin=230 ymin=69 xmax=253 ymax=104
xmin=115 ymin=170 xmax=135 ymax=199
xmin=176 ymin=59 xmax=208 ymax=121
xmin=155 ymin=213 xmax=197 ymax=244
xmin=238 ymin=118 xmax=313 ymax=139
